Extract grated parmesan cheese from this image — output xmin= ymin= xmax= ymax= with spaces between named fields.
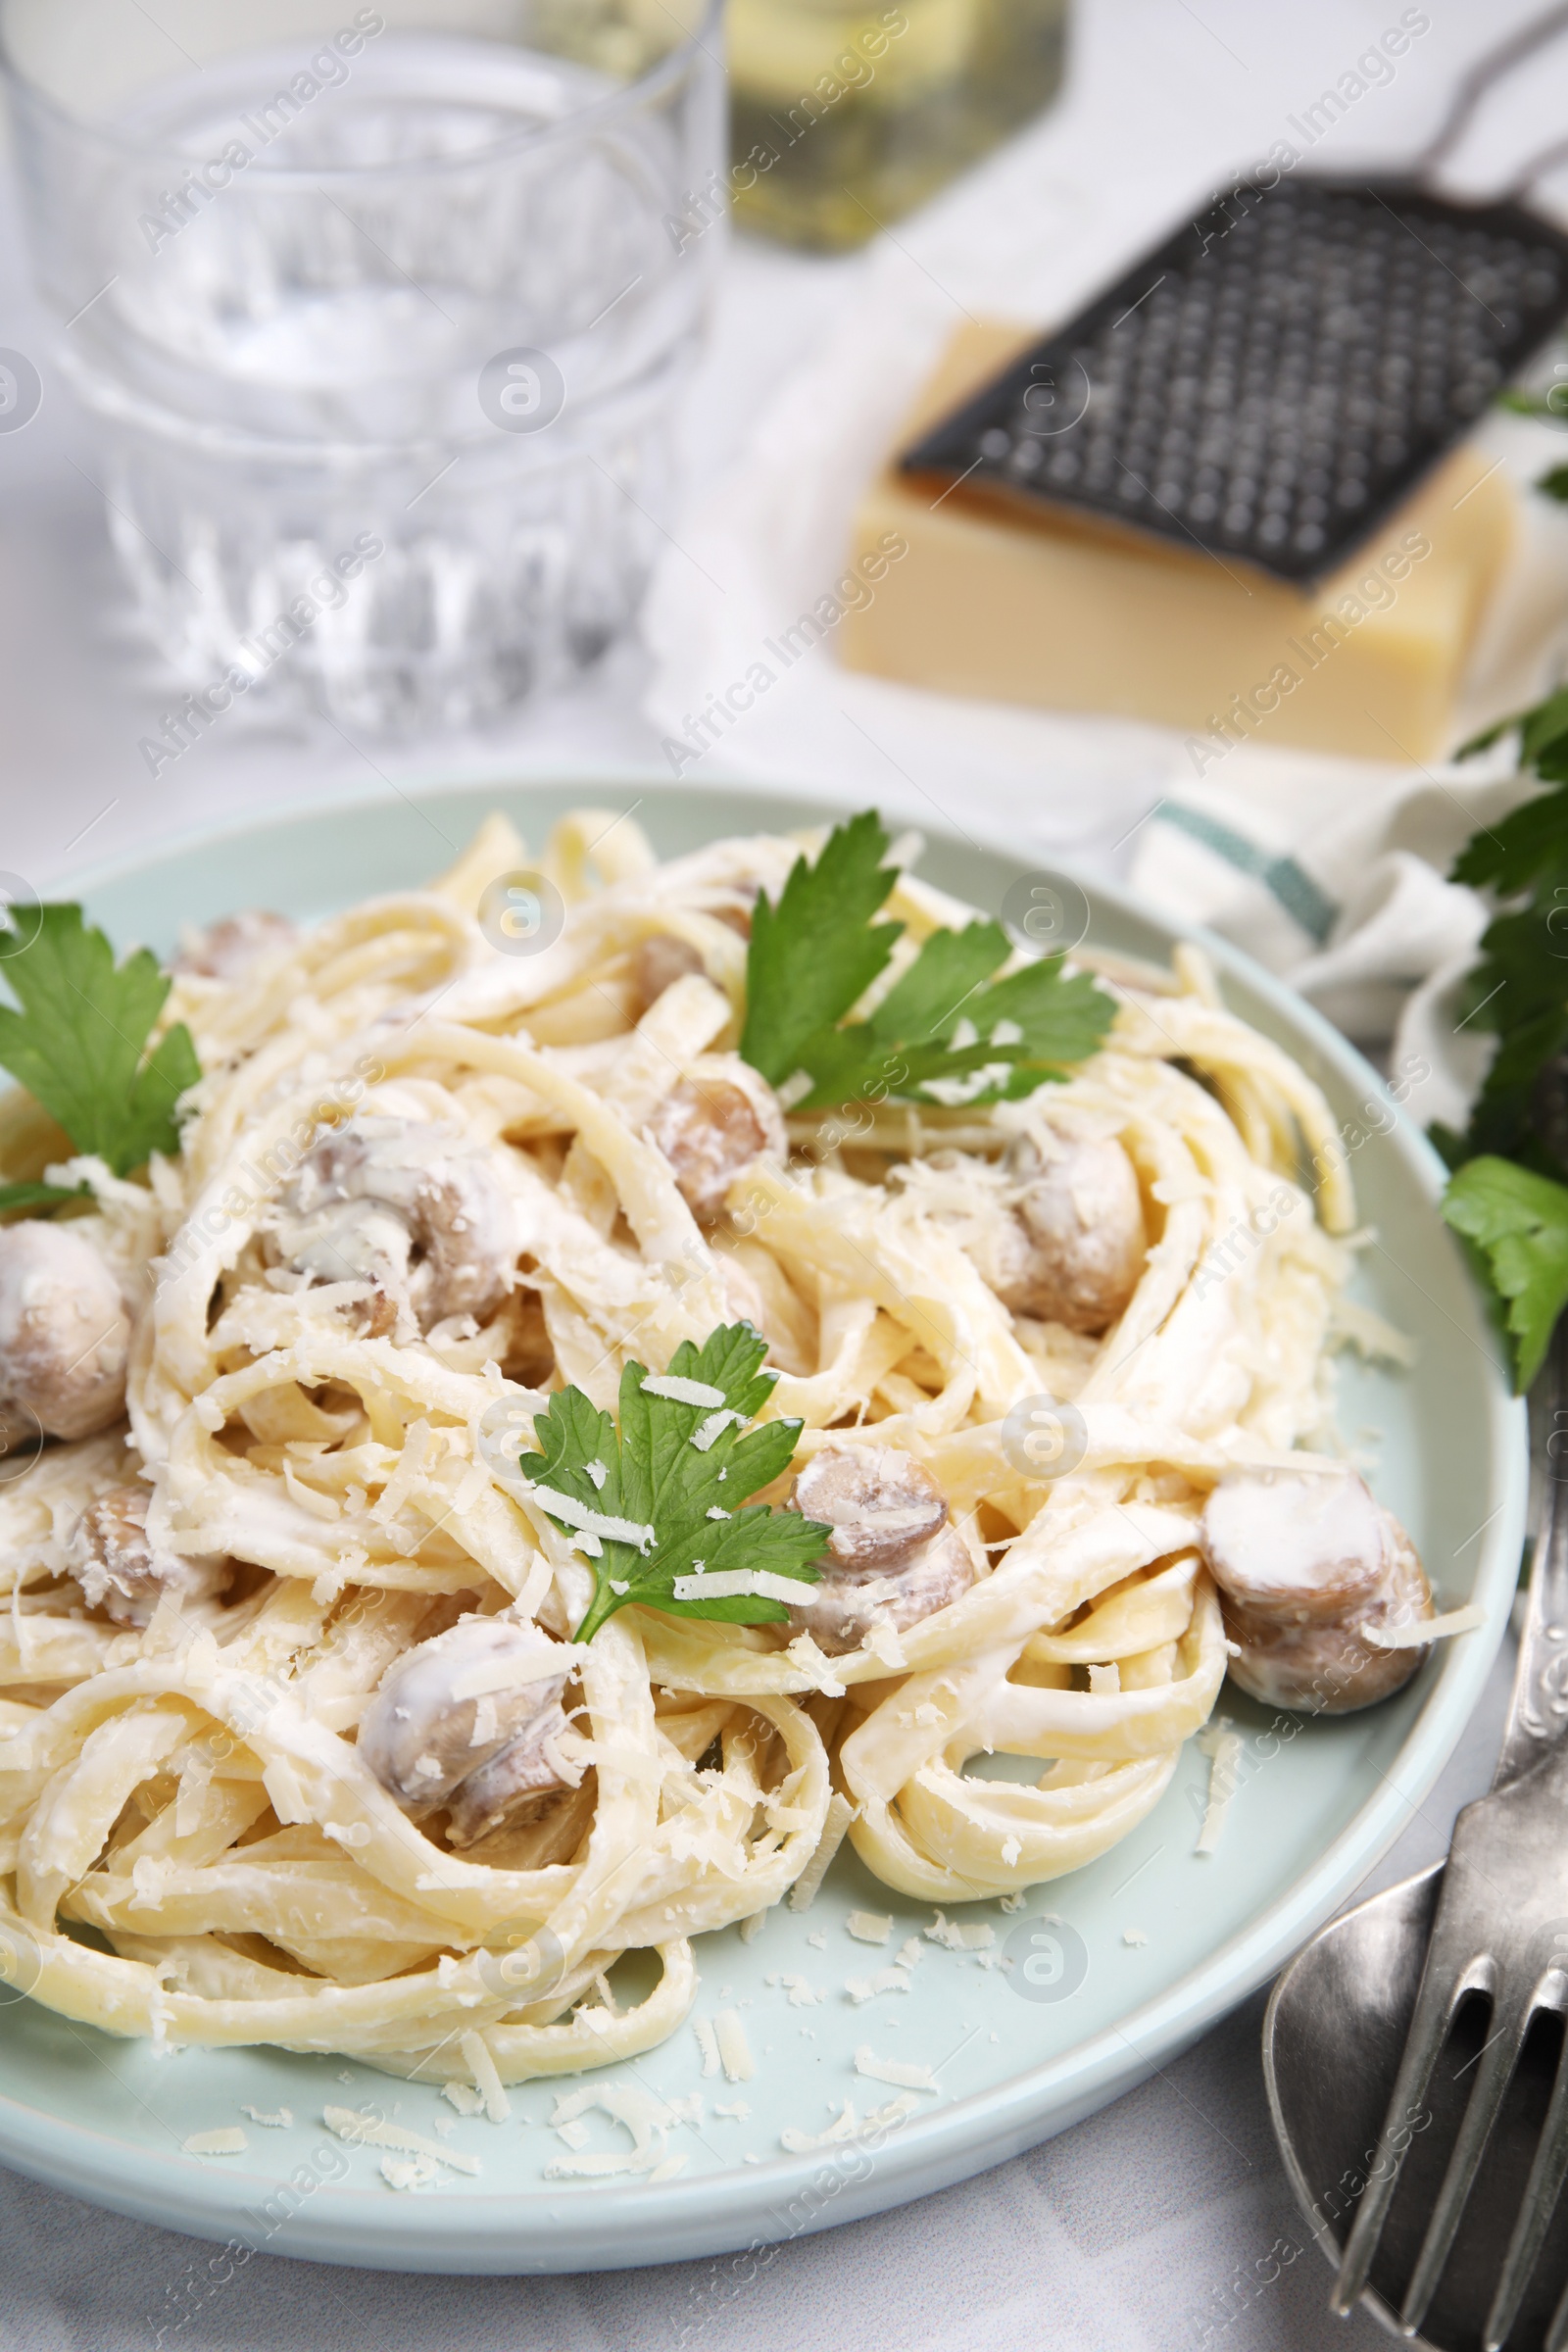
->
xmin=380 ymin=2154 xmax=441 ymax=2192
xmin=1195 ymin=1719 xmax=1243 ymax=1854
xmin=738 ymin=1908 xmax=768 ymax=1943
xmin=781 ymin=2098 xmax=861 ymax=2152
xmin=240 ymin=2104 xmax=292 ymax=2129
xmin=845 ymin=1965 xmax=912 ymax=2005
xmin=787 ymin=1790 xmax=858 ymax=1913
xmin=925 ymin=1911 xmax=994 ymax=1952
xmin=1363 ymin=1602 xmax=1484 ymax=1650
xmin=693 ymin=2017 xmax=719 ymax=2078
xmin=854 ymin=2046 xmax=936 ymax=2091
xmin=846 ymin=1910 xmax=892 ymax=1945
xmin=183 ymin=2127 xmax=247 ymax=2156
xmin=713 ymin=2099 xmax=751 ymax=2121
xmin=323 ymin=2105 xmax=480 ymax=2177
xmin=441 ymin=2082 xmax=484 ymax=2117
xmin=459 ymin=2030 xmax=511 ymax=2124
xmin=1123 ymin=1929 xmax=1149 ymax=1947
xmin=714 ymin=2009 xmax=755 ymax=2083
xmin=642 ymin=1373 xmax=726 ymax=1408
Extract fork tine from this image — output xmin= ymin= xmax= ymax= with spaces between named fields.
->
xmin=1401 ymin=1995 xmax=1530 ymax=2335
xmin=1332 ymin=1954 xmax=1466 ymax=2316
xmin=1487 ymin=2018 xmax=1568 ymax=2352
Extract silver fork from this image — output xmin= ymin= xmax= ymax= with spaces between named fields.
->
xmin=1333 ymin=1315 xmax=1568 ymax=2347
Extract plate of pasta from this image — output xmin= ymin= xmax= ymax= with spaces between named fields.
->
xmin=0 ymin=779 xmax=1525 ymax=2275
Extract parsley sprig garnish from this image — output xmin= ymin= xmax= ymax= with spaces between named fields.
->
xmin=1444 ymin=1157 xmax=1568 ymax=1390
xmin=522 ymin=1322 xmax=828 ymax=1643
xmin=0 ymin=905 xmax=200 ymax=1194
xmin=739 ymin=813 xmax=1113 ymax=1112
xmin=1438 ymin=696 xmax=1568 ymax=1384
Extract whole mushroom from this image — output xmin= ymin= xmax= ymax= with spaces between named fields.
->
xmin=268 ymin=1116 xmax=516 ymax=1337
xmin=357 ymin=1617 xmax=573 ymax=1848
xmin=0 ymin=1221 xmax=129 ymax=1442
xmin=67 ymin=1485 xmax=231 ymax=1627
xmin=1199 ymin=1467 xmax=1434 ymax=1713
xmin=648 ymin=1058 xmax=785 ymax=1224
xmin=967 ymin=1120 xmax=1148 ymax=1336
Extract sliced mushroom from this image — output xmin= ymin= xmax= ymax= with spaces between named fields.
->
xmin=1200 ymin=1468 xmax=1433 ymax=1713
xmin=267 ymin=1116 xmax=515 ymax=1336
xmin=357 ymin=1617 xmax=571 ymax=1839
xmin=633 ymin=934 xmax=705 ymax=1009
xmin=445 ymin=1713 xmax=572 ymax=1848
xmin=794 ymin=1446 xmax=947 ymax=1571
xmin=67 ymin=1486 xmax=231 ymax=1627
xmin=648 ymin=1058 xmax=785 ymax=1223
xmin=175 ymin=910 xmax=297 ymax=981
xmin=0 ymin=1221 xmax=129 ymax=1441
xmin=984 ymin=1124 xmax=1147 ymax=1335
xmin=786 ymin=1445 xmax=975 ymax=1656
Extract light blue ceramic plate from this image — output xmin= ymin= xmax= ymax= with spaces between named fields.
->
xmin=0 ymin=776 xmax=1527 ymax=2275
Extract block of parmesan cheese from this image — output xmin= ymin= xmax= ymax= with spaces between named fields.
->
xmin=840 ymin=320 xmax=1516 ymax=762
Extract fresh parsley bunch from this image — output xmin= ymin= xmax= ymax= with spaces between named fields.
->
xmin=739 ymin=812 xmax=1113 ymax=1114
xmin=1440 ymin=694 xmax=1568 ymax=1384
xmin=0 ymin=903 xmax=200 ymax=1214
xmin=522 ymin=1322 xmax=829 ymax=1643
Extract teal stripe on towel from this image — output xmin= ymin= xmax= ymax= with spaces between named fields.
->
xmin=1157 ymin=805 xmax=1339 ymax=947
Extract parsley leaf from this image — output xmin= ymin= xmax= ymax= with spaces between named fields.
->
xmin=741 ymin=811 xmax=905 ymax=1087
xmin=789 ymin=919 xmax=1115 ymax=1112
xmin=1443 ymin=715 xmax=1568 ymax=1170
xmin=0 ymin=1181 xmax=92 ymax=1221
xmin=739 ymin=811 xmax=1113 ymax=1112
xmin=1442 ymin=1156 xmax=1568 ymax=1389
xmin=522 ymin=1321 xmax=829 ymax=1644
xmin=0 ymin=906 xmax=200 ymax=1176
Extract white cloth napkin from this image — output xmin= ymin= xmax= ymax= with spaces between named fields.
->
xmin=1123 ymin=747 xmax=1538 ymax=1136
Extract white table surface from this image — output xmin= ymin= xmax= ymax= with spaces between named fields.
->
xmin=0 ymin=3 xmax=1557 ymax=2344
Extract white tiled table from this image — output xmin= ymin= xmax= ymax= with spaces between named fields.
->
xmin=0 ymin=4 xmax=1553 ymax=2343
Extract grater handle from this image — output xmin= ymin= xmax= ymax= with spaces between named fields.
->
xmin=1415 ymin=2 xmax=1568 ymax=180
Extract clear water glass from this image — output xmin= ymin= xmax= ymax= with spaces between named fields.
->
xmin=0 ymin=1 xmax=722 ymax=732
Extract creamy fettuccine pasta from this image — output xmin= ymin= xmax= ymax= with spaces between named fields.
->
xmin=0 ymin=810 xmax=1422 ymax=2088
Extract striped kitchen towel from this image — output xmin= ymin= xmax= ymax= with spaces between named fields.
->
xmin=1127 ymin=750 xmax=1538 ymax=1137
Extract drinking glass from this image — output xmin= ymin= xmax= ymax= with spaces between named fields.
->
xmin=0 ymin=0 xmax=723 ymax=732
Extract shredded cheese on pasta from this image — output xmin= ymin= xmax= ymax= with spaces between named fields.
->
xmin=0 ymin=808 xmax=1362 ymax=2087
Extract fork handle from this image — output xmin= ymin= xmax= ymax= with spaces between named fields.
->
xmin=1494 ymin=1313 xmax=1568 ymax=1787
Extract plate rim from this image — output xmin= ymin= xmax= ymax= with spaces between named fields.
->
xmin=0 ymin=766 xmax=1529 ymax=2272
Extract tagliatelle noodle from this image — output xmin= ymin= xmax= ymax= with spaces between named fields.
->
xmin=0 ymin=809 xmax=1370 ymax=2080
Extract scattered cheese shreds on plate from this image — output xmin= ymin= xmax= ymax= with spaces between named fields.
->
xmin=1195 ymin=1722 xmax=1244 ymax=1855
xmin=322 ymin=2105 xmax=480 ymax=2177
xmin=846 ymin=1910 xmax=893 ymax=1945
xmin=926 ymin=1910 xmax=994 ymax=1952
xmin=459 ymin=2030 xmax=511 ymax=2125
xmin=183 ymin=2127 xmax=247 ymax=2156
xmin=441 ymin=2081 xmax=485 ymax=2117
xmin=715 ymin=2009 xmax=755 ymax=2083
xmin=781 ymin=2098 xmax=862 ymax=2153
xmin=713 ymin=2099 xmax=751 ymax=2121
xmin=693 ymin=2017 xmax=719 ymax=2078
xmin=788 ymin=1790 xmax=858 ymax=1912
xmin=239 ymin=2104 xmax=292 ymax=2129
xmin=1363 ymin=1602 xmax=1485 ymax=1650
xmin=1123 ymin=1929 xmax=1149 ymax=1947
xmin=380 ymin=2153 xmax=441 ymax=2192
xmin=846 ymin=1965 xmax=913 ymax=2004
xmin=854 ymin=2046 xmax=936 ymax=2091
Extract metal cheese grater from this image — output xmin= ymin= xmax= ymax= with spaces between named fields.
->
xmin=901 ymin=7 xmax=1568 ymax=586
